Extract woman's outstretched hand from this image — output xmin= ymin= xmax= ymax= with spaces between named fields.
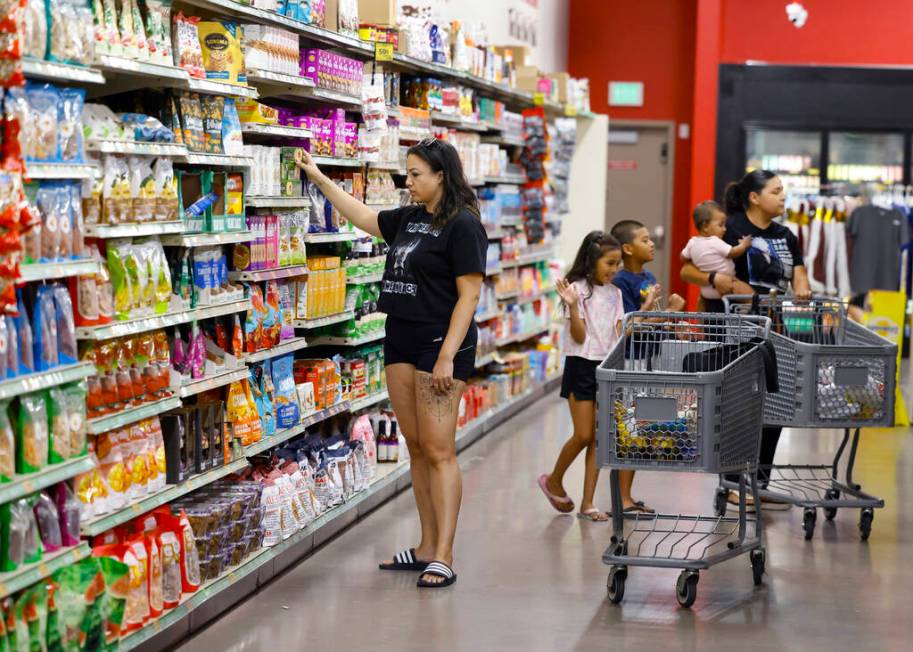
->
xmin=294 ymin=148 xmax=321 ymax=180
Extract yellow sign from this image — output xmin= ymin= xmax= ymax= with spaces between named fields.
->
xmin=375 ymin=42 xmax=394 ymax=62
xmin=865 ymin=290 xmax=909 ymax=426
xmin=533 ymin=92 xmax=545 ymax=106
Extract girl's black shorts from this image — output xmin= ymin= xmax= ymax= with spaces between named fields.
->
xmin=384 ymin=317 xmax=478 ymax=382
xmin=560 ymin=355 xmax=600 ymax=402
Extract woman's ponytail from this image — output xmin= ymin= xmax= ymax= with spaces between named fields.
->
xmin=723 ymin=182 xmax=743 ymax=215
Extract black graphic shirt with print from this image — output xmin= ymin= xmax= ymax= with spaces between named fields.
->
xmin=724 ymin=211 xmax=804 ymax=293
xmin=377 ymin=205 xmax=488 ymax=323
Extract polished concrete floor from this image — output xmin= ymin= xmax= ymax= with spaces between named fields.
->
xmin=178 ymin=392 xmax=913 ymax=652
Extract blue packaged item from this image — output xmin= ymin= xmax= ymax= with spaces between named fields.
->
xmin=58 ymin=88 xmax=86 ymax=162
xmin=252 ymin=362 xmax=276 ymax=437
xmin=32 ymin=286 xmax=59 ymax=371
xmin=272 ymin=354 xmax=300 ymax=428
xmin=25 ymin=83 xmax=60 ymax=162
xmin=15 ymin=290 xmax=35 ymax=375
xmin=295 ymin=1 xmax=311 ymax=23
xmin=5 ymin=316 xmax=19 ymax=380
xmin=52 ymin=285 xmax=78 ymax=365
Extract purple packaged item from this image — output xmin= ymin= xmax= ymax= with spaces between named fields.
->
xmin=53 ymin=482 xmax=81 ymax=547
xmin=34 ymin=491 xmax=63 ymax=553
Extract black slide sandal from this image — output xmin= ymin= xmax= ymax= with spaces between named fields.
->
xmin=379 ymin=548 xmax=429 ymax=571
xmin=417 ymin=561 xmax=457 ymax=588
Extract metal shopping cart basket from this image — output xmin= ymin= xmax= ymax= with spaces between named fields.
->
xmin=596 ymin=312 xmax=772 ymax=607
xmin=720 ymin=295 xmax=896 ymax=541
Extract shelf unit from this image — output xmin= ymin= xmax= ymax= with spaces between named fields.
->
xmin=159 ymin=231 xmax=254 ymax=247
xmin=346 ymin=272 xmax=383 ymax=285
xmin=87 ymin=396 xmax=183 ymax=435
xmin=177 ymin=367 xmax=250 ymax=399
xmin=228 ymin=266 xmax=309 ymax=282
xmin=349 ymin=390 xmax=389 ymax=412
xmin=25 ymin=163 xmax=96 ymax=180
xmin=0 ymin=362 xmax=95 ymax=401
xmin=240 ymin=338 xmax=310 ymax=363
xmin=485 ymin=174 xmax=527 ymax=184
xmin=0 ymin=456 xmax=95 ymax=505
xmin=75 ymin=300 xmax=248 ymax=341
xmin=495 ymin=326 xmax=550 ymax=347
xmin=84 ymin=221 xmax=185 ymax=239
xmin=246 ymin=196 xmax=310 ymax=208
xmin=303 ymin=232 xmax=358 ymax=243
xmin=241 ymin=123 xmax=313 ymax=139
xmin=182 ymin=153 xmax=254 ymax=167
xmin=310 ymin=156 xmax=364 ymax=168
xmin=21 ymin=58 xmax=105 ymax=84
xmin=292 ymin=310 xmax=355 ymax=330
xmin=485 ymin=265 xmax=503 ymax=277
xmin=18 ymin=259 xmax=101 ymax=282
xmin=243 ymin=402 xmax=352 ymax=458
xmin=486 ymin=229 xmax=504 ymax=240
xmin=0 ymin=544 xmax=92 ymax=600
xmin=86 ymin=140 xmax=189 ymax=156
xmin=308 ymin=330 xmax=385 ymax=347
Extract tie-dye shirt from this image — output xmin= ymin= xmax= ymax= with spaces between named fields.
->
xmin=563 ymin=280 xmax=625 ymax=361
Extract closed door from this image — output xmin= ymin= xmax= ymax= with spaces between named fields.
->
xmin=605 ymin=126 xmax=672 ymax=290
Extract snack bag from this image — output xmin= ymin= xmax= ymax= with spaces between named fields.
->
xmin=0 ymin=400 xmax=13 ymax=483
xmin=143 ymin=534 xmax=164 ymax=618
xmin=58 ymin=88 xmax=86 ymax=163
xmin=52 ymin=482 xmax=81 ymax=547
xmin=17 ymin=393 xmax=49 ymax=474
xmin=106 ymin=240 xmax=135 ymax=320
xmin=47 ymin=387 xmax=72 ymax=464
xmin=95 ymin=431 xmax=128 ymax=511
xmin=144 ymin=0 xmax=174 ymax=66
xmin=102 ymin=155 xmax=131 ymax=224
xmin=155 ymin=529 xmax=182 ymax=609
xmin=172 ymin=12 xmax=205 ymax=78
xmin=153 ymin=158 xmax=178 ymax=222
xmin=63 ymin=382 xmax=88 ymax=458
xmin=52 ymin=284 xmax=78 ymax=365
xmin=197 ymin=21 xmax=246 ymax=85
xmin=152 ymin=508 xmax=201 ymax=593
xmin=24 ymin=84 xmax=59 ymax=162
xmin=50 ymin=556 xmax=98 ymax=651
xmin=200 ymin=95 xmax=224 ymax=154
xmin=95 ymin=555 xmax=129 ymax=648
xmin=33 ymin=491 xmax=63 ymax=553
xmin=129 ymin=157 xmax=156 ymax=223
xmin=177 ymin=92 xmax=205 ymax=152
xmin=227 ymin=379 xmax=262 ymax=446
xmin=91 ymin=543 xmax=148 ymax=633
xmin=271 ymin=354 xmax=301 ymax=428
xmin=221 ymin=98 xmax=244 ymax=155
xmin=37 ymin=182 xmax=62 ymax=262
xmin=277 ymin=281 xmax=295 ymax=340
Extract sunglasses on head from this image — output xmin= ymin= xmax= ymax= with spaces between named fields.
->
xmin=418 ymin=137 xmax=439 ymax=147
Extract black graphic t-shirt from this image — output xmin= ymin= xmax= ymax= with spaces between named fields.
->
xmin=377 ymin=205 xmax=487 ymax=323
xmin=725 ymin=212 xmax=804 ymax=293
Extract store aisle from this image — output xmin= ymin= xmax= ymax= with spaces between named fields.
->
xmin=178 ymin=392 xmax=913 ymax=652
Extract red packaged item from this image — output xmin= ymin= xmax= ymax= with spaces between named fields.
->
xmin=153 ymin=508 xmax=201 ymax=593
xmin=142 ymin=534 xmax=164 ymax=618
xmin=93 ymin=542 xmax=150 ymax=632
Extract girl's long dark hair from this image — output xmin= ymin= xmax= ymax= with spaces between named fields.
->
xmin=724 ymin=169 xmax=777 ymax=215
xmin=565 ymin=231 xmax=621 ymax=299
xmin=407 ymin=138 xmax=480 ymax=230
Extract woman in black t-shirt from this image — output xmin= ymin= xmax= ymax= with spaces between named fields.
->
xmin=295 ymin=140 xmax=486 ymax=588
xmin=681 ymin=170 xmax=811 ymax=511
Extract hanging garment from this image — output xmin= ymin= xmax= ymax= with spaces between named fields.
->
xmin=804 ymin=209 xmax=826 ymax=294
xmin=846 ymin=204 xmax=909 ymax=294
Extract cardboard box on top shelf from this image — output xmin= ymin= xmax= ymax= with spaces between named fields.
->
xmin=493 ymin=45 xmax=531 ymax=68
xmin=548 ymin=72 xmax=571 ymax=103
xmin=358 ymin=0 xmax=397 ymax=26
xmin=515 ymin=65 xmax=542 ymax=93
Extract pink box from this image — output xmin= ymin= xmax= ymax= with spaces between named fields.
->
xmin=265 ymin=214 xmax=279 ymax=269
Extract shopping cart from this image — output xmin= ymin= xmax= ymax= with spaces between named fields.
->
xmin=720 ymin=295 xmax=896 ymax=541
xmin=596 ymin=312 xmax=772 ymax=607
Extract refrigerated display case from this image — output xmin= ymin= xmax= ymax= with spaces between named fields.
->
xmin=746 ymin=128 xmax=821 ymax=194
xmin=828 ymin=131 xmax=904 ymax=190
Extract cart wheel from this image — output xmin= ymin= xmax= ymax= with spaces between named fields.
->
xmin=607 ymin=566 xmax=627 ymax=604
xmin=750 ymin=549 xmax=766 ymax=586
xmin=713 ymin=488 xmax=728 ymax=517
xmin=859 ymin=508 xmax=874 ymax=541
xmin=802 ymin=508 xmax=817 ymax=541
xmin=824 ymin=489 xmax=840 ymax=521
xmin=675 ymin=571 xmax=699 ymax=608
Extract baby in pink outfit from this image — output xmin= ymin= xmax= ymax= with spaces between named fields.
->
xmin=681 ymin=201 xmax=754 ymax=300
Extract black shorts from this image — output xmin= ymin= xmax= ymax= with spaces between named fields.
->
xmin=384 ymin=316 xmax=478 ymax=382
xmin=560 ymin=356 xmax=600 ymax=402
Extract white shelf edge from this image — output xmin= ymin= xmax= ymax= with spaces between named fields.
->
xmin=177 ymin=366 xmax=249 ymax=398
xmin=240 ymin=337 xmax=310 ymax=363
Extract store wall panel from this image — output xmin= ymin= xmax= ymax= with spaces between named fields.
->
xmin=568 ymin=0 xmax=697 ymax=297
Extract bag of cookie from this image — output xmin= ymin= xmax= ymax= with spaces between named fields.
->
xmin=172 ymin=12 xmax=205 ymax=78
xmin=198 ymin=21 xmax=246 ymax=85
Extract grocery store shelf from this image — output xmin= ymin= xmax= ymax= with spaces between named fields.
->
xmin=159 ymin=231 xmax=253 ymax=247
xmin=98 ymin=55 xmax=190 ymax=84
xmin=511 ymin=289 xmax=555 ymax=306
xmin=485 ymin=265 xmax=503 ymax=277
xmin=0 ymin=362 xmax=95 ymax=401
xmin=0 ymin=544 xmax=92 ymax=600
xmin=86 ymin=140 xmax=188 ymax=156
xmin=177 ymin=366 xmax=250 ymax=398
xmin=182 ymin=153 xmax=254 ymax=167
xmin=76 ymin=299 xmax=248 ymax=340
xmin=81 ymin=458 xmax=251 ymax=537
xmin=123 ymin=372 xmax=562 ymax=652
xmin=21 ymin=58 xmax=105 ymax=84
xmin=303 ymin=231 xmax=358 ymax=243
xmin=495 ymin=326 xmax=549 ymax=346
xmin=495 ymin=289 xmax=520 ymax=300
xmin=243 ymin=402 xmax=352 ymax=458
xmin=241 ymin=123 xmax=313 ymax=139
xmin=310 ymin=156 xmax=364 ymax=168
xmin=246 ymin=69 xmax=321 ymax=101
xmin=228 ymin=265 xmax=309 ymax=282
xmin=0 ymin=456 xmax=95 ymax=505
xmin=349 ymin=390 xmax=389 ymax=412
xmin=516 ymin=248 xmax=554 ymax=266
xmin=430 ymin=112 xmax=489 ymax=132
xmin=25 ymin=162 xmax=97 ymax=180
xmin=486 ymin=229 xmax=504 ymax=240
xmin=482 ymin=134 xmax=525 ymax=147
xmin=85 ymin=221 xmax=185 ymax=238
xmin=369 ymin=161 xmax=403 ymax=172
xmin=292 ymin=310 xmax=354 ymax=329
xmin=475 ymin=352 xmax=495 ymax=368
xmin=485 ymin=174 xmax=527 ymax=184
xmin=399 ymin=127 xmax=433 ymax=142
xmin=309 ymin=329 xmax=385 ymax=347
xmin=18 ymin=259 xmax=100 ymax=282
xmin=187 ymin=77 xmax=258 ymax=99
xmin=88 ymin=396 xmax=183 ymax=435
xmin=246 ymin=196 xmax=310 ymax=208
xmin=302 ymin=86 xmax=363 ymax=108
xmin=346 ymin=272 xmax=383 ymax=285
xmin=240 ymin=337 xmax=310 ymax=363
xmin=475 ymin=308 xmax=501 ymax=322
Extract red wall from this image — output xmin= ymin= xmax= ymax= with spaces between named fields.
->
xmin=722 ymin=0 xmax=913 ymax=65
xmin=568 ymin=0 xmax=696 ymax=299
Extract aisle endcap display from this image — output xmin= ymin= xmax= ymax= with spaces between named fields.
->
xmin=0 ymin=362 xmax=95 ymax=401
xmin=0 ymin=457 xmax=95 ymax=505
xmin=18 ymin=259 xmax=103 ymax=282
xmin=85 ymin=221 xmax=186 ymax=239
xmin=87 ymin=396 xmax=184 ymax=435
xmin=293 ymin=310 xmax=356 ymax=329
xmin=75 ymin=299 xmax=249 ymax=340
xmin=240 ymin=337 xmax=311 ymax=363
xmin=0 ymin=544 xmax=92 ymax=600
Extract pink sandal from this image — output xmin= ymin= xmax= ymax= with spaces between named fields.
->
xmin=538 ymin=474 xmax=575 ymax=513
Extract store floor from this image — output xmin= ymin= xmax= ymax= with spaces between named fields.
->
xmin=178 ymin=392 xmax=913 ymax=652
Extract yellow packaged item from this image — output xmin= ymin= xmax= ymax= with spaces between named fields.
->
xmin=227 ymin=380 xmax=262 ymax=446
xmin=235 ymin=99 xmax=278 ymax=124
xmin=197 ymin=21 xmax=247 ymax=86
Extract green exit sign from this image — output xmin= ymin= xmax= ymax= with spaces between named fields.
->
xmin=609 ymin=81 xmax=644 ymax=107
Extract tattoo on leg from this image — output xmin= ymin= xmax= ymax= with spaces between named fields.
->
xmin=417 ymin=373 xmax=456 ymax=423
